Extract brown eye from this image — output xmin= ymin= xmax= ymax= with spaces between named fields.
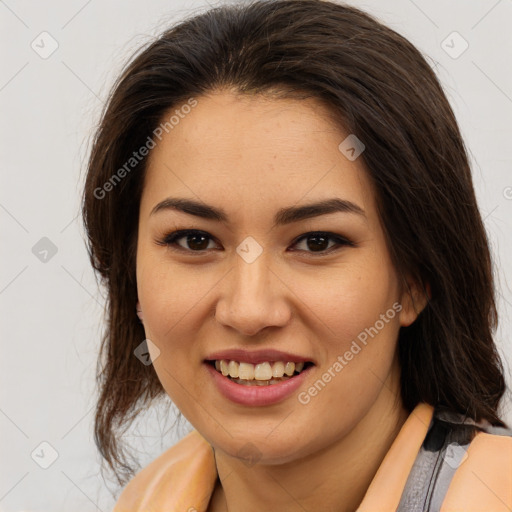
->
xmin=156 ymin=229 xmax=354 ymax=256
xmin=158 ymin=230 xmax=218 ymax=252
xmin=291 ymin=232 xmax=355 ymax=255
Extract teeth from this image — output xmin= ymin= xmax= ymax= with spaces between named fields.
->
xmin=220 ymin=360 xmax=229 ymax=376
xmin=254 ymin=362 xmax=273 ymax=380
xmin=228 ymin=360 xmax=239 ymax=378
xmin=231 ymin=377 xmax=291 ymax=386
xmin=238 ymin=362 xmax=254 ymax=380
xmin=213 ymin=359 xmax=309 ymax=381
xmin=284 ymin=362 xmax=295 ymax=376
xmin=272 ymin=361 xmax=285 ymax=377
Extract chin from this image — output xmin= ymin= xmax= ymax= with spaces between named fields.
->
xmin=205 ymin=425 xmax=316 ymax=466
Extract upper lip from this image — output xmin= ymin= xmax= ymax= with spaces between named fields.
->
xmin=205 ymin=348 xmax=315 ymax=365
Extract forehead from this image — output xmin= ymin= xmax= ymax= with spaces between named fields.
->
xmin=141 ymin=90 xmax=376 ymax=224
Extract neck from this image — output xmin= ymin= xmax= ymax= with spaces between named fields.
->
xmin=209 ymin=368 xmax=409 ymax=512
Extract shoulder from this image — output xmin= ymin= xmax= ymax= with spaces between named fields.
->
xmin=113 ymin=429 xmax=218 ymax=512
xmin=442 ymin=431 xmax=512 ymax=511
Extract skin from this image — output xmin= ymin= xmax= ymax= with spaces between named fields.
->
xmin=136 ymin=89 xmax=428 ymax=512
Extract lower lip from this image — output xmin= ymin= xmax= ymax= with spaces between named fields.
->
xmin=204 ymin=362 xmax=313 ymax=406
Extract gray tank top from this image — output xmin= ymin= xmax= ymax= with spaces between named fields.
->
xmin=396 ymin=405 xmax=512 ymax=512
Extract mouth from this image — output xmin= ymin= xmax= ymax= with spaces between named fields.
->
xmin=205 ymin=359 xmax=315 ymax=386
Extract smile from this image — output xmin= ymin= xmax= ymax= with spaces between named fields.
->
xmin=204 ymin=359 xmax=315 ymax=406
xmin=209 ymin=359 xmax=312 ymax=385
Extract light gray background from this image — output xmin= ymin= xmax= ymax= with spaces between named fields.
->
xmin=1 ymin=0 xmax=511 ymax=510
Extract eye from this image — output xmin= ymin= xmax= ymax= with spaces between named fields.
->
xmin=291 ymin=231 xmax=355 ymax=255
xmin=155 ymin=229 xmax=355 ymax=255
xmin=157 ymin=230 xmax=220 ymax=253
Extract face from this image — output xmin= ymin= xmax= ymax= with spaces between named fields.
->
xmin=136 ymin=90 xmax=420 ymax=464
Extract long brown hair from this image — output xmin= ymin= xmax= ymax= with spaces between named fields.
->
xmin=81 ymin=0 xmax=508 ymax=489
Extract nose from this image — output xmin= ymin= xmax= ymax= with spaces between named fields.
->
xmin=214 ymin=255 xmax=292 ymax=337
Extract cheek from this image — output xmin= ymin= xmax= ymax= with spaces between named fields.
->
xmin=137 ymin=252 xmax=211 ymax=337
xmin=300 ymin=286 xmax=401 ymax=440
xmin=302 ymin=256 xmax=398 ymax=345
xmin=301 ymin=259 xmax=401 ymax=407
xmin=136 ymin=258 xmax=205 ymax=405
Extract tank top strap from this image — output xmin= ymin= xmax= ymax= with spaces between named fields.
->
xmin=396 ymin=405 xmax=512 ymax=512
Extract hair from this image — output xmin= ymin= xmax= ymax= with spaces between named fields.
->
xmin=81 ymin=0 xmax=509 ymax=489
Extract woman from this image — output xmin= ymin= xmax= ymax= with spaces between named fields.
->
xmin=81 ymin=1 xmax=512 ymax=510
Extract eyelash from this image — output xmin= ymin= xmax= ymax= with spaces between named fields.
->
xmin=155 ymin=229 xmax=355 ymax=256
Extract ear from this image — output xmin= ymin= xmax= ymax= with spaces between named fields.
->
xmin=398 ymin=275 xmax=431 ymax=327
xmin=136 ymin=300 xmax=144 ymax=323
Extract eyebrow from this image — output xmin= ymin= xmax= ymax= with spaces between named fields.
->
xmin=150 ymin=197 xmax=366 ymax=227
